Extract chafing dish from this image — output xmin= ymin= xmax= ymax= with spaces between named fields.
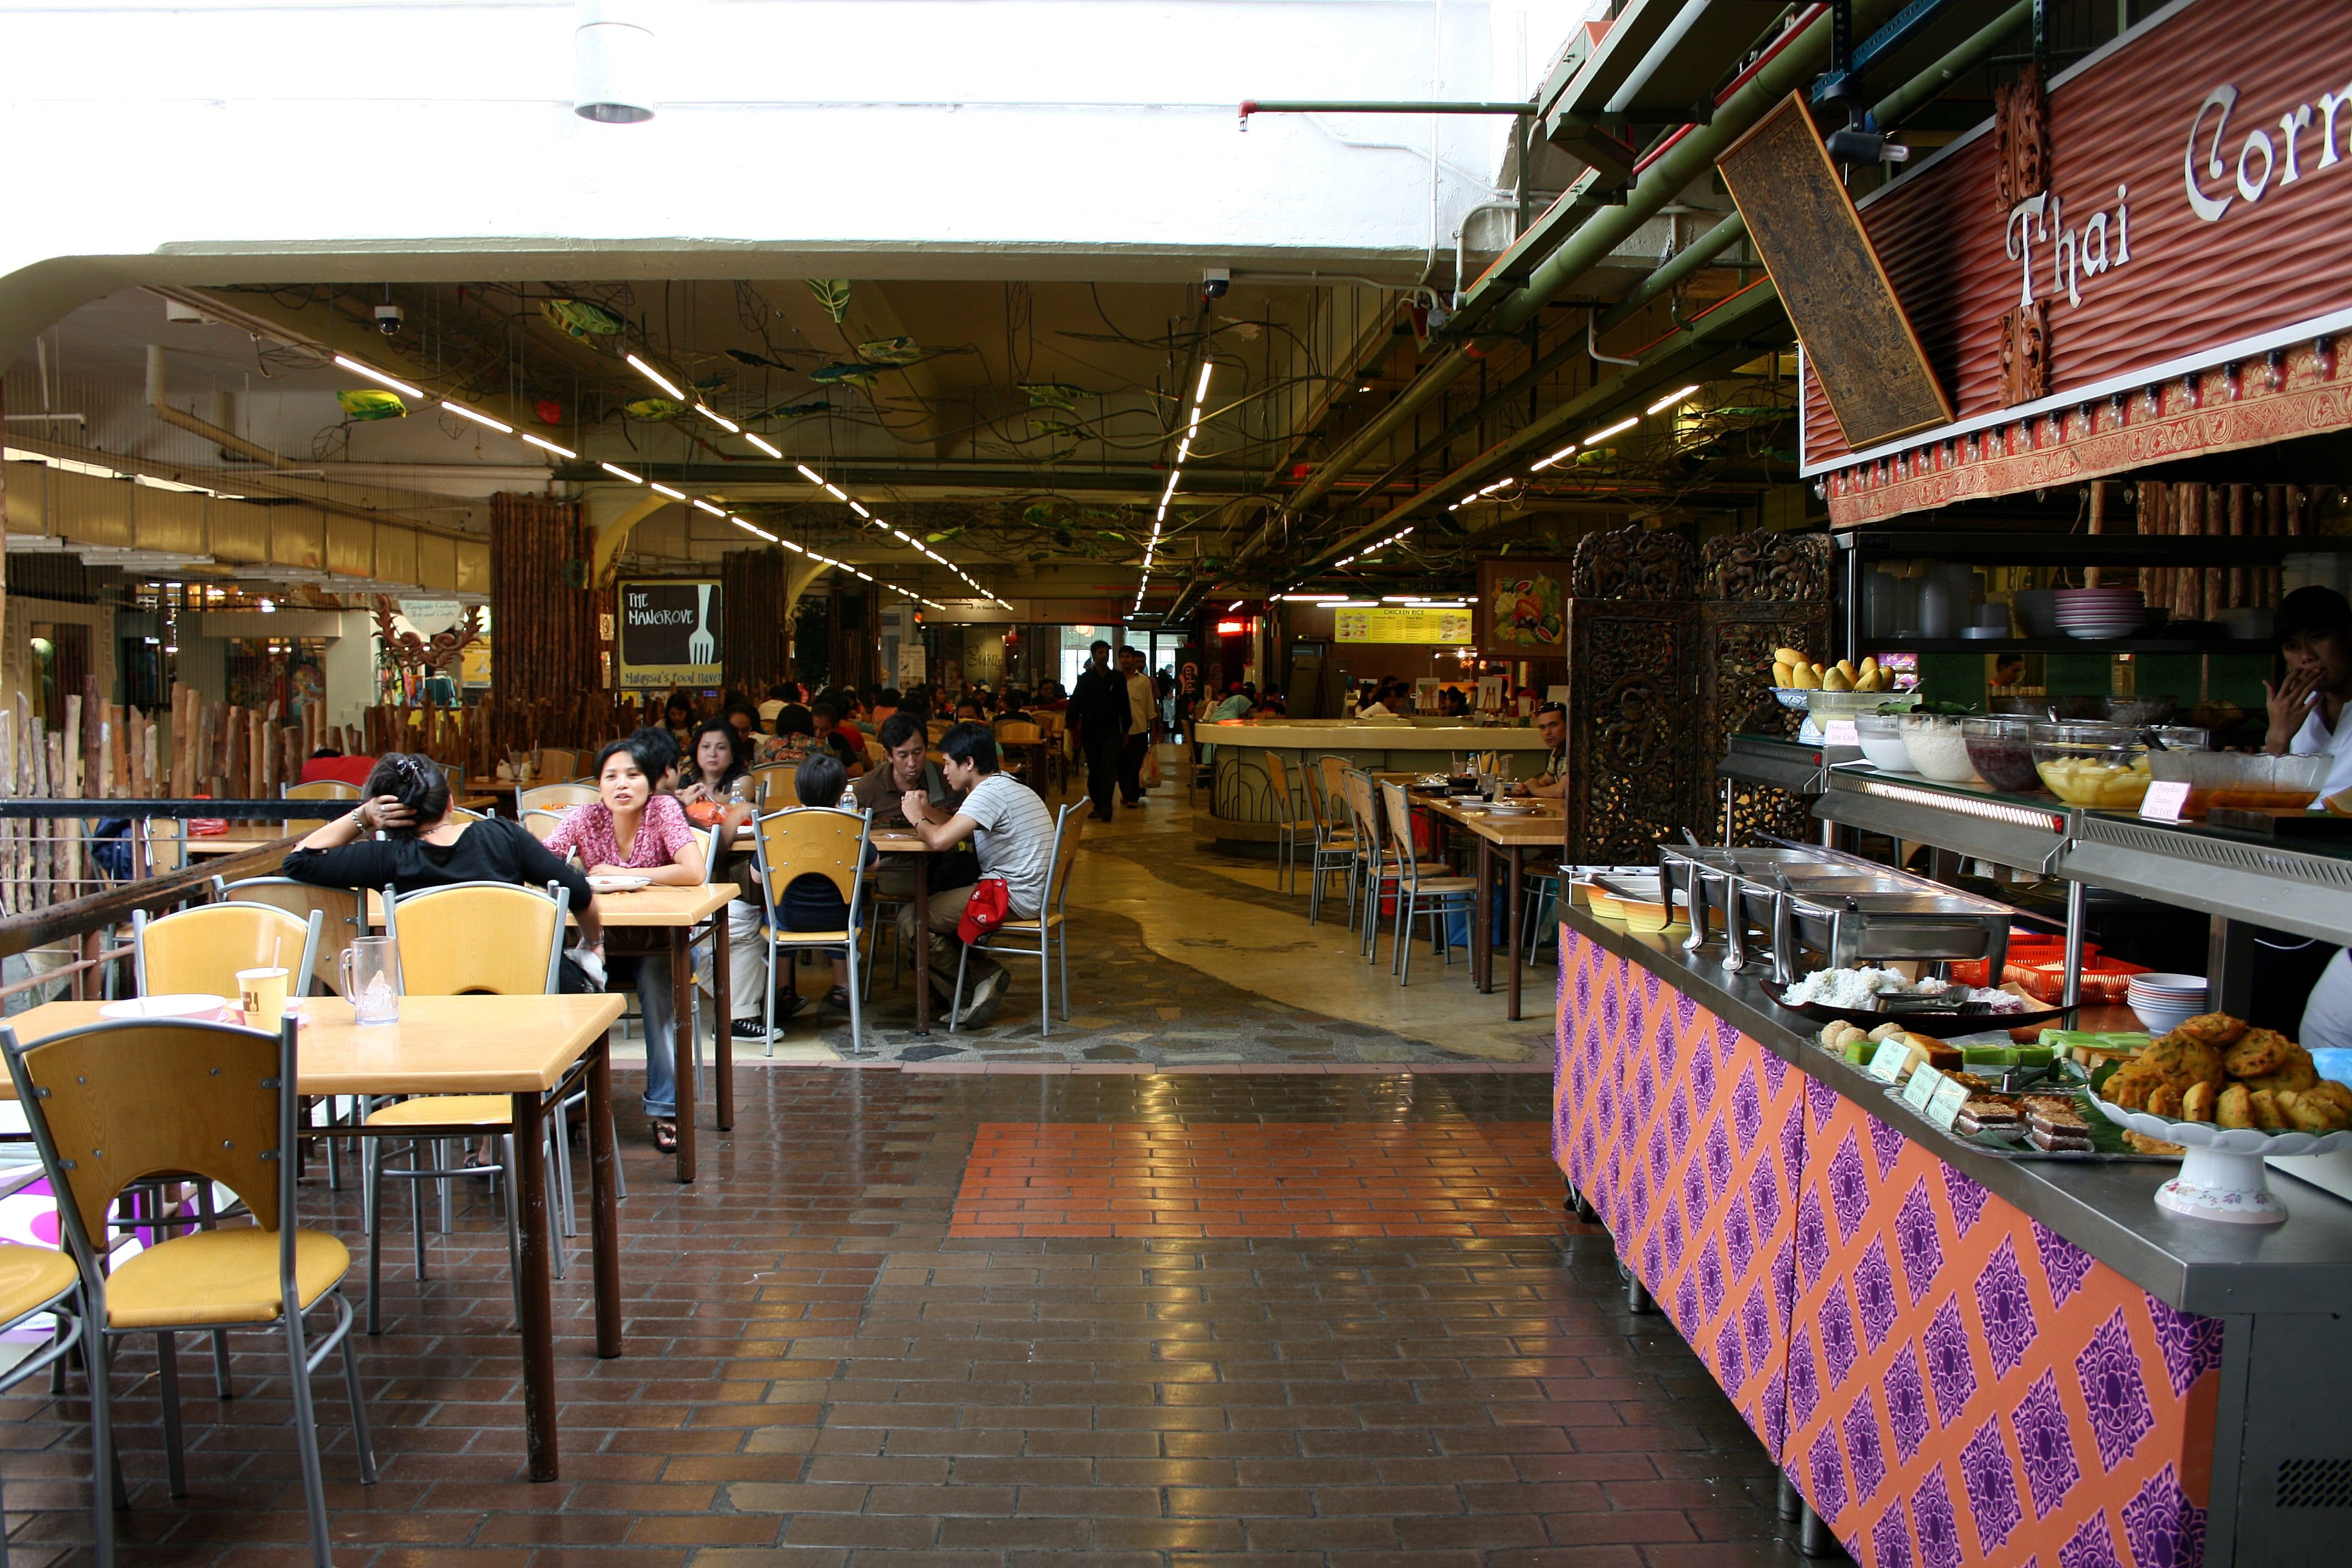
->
xmin=1659 ymin=843 xmax=2018 ymax=984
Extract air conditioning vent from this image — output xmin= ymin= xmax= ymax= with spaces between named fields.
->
xmin=2276 ymin=1459 xmax=2352 ymax=1508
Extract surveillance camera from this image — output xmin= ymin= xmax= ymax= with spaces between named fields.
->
xmin=374 ymin=303 xmax=405 ymax=336
xmin=1201 ymin=267 xmax=1230 ymax=300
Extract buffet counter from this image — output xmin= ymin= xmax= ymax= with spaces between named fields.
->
xmin=1557 ymin=905 xmax=2352 ymax=1567
xmin=1201 ymin=719 xmax=1554 ymax=849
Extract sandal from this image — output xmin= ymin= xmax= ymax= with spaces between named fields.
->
xmin=652 ymin=1120 xmax=679 ymax=1154
xmin=824 ymin=987 xmax=852 ymax=1011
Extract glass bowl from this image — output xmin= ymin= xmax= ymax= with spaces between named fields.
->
xmin=2102 ymin=694 xmax=2178 ymax=726
xmin=1854 ymin=713 xmax=1913 ymax=771
xmin=1961 ymin=716 xmax=2042 ymax=792
xmin=1898 ymin=713 xmax=1982 ymax=783
xmin=2149 ymin=725 xmax=2210 ymax=751
xmin=2030 ymin=723 xmax=2152 ymax=808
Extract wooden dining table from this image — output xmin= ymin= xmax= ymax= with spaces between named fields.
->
xmin=362 ymin=883 xmax=740 ymax=1182
xmin=1412 ymin=791 xmax=1563 ymax=1022
xmin=1 ymin=992 xmax=626 ymax=1483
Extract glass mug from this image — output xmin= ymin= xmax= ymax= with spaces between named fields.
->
xmin=339 ymin=936 xmax=403 ymax=1025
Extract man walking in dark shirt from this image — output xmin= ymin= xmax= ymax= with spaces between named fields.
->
xmin=1068 ymin=639 xmax=1130 ymax=823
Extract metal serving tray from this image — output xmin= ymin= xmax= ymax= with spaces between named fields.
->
xmin=1660 ymin=842 xmax=2019 ymax=982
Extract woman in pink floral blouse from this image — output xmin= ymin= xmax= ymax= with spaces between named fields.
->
xmin=546 ymin=734 xmax=708 ymax=1151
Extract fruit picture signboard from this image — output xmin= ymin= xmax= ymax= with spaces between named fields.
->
xmin=615 ymin=579 xmax=724 ymax=691
xmin=1478 ymin=559 xmax=1569 ymax=656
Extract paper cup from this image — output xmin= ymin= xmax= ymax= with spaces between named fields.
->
xmin=237 ymin=967 xmax=290 ymax=1031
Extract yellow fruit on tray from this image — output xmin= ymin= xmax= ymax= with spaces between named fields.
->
xmin=2036 ymin=754 xmax=2152 ymax=808
xmin=1774 ymin=647 xmax=1808 ymax=666
xmin=1791 ymin=664 xmax=1821 ymax=689
xmin=1822 ymin=668 xmax=1852 ymax=691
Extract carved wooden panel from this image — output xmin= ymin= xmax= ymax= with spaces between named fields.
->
xmin=1572 ymin=526 xmax=1694 ymax=601
xmin=1717 ymin=93 xmax=1953 ymax=450
xmin=1565 ymin=601 xmax=1701 ymax=864
xmin=1700 ymin=531 xmax=1829 ymax=604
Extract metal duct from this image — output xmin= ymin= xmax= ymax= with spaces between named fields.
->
xmin=575 ymin=0 xmax=658 ymax=124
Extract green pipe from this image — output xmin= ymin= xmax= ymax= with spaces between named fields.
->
xmin=1869 ymin=0 xmax=2030 ymax=128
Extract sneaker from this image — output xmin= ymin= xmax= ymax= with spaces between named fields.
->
xmin=730 ymin=1018 xmax=777 ymax=1044
xmin=956 ymin=969 xmax=1007 ymax=1028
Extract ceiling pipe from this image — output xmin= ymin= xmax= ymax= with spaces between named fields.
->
xmin=575 ymin=0 xmax=658 ymax=123
xmin=1234 ymin=1 xmax=1886 ymax=569
xmin=1252 ymin=0 xmax=2025 ymax=578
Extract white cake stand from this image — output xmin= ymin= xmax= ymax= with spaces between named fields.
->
xmin=2088 ymin=1096 xmax=2352 ymax=1225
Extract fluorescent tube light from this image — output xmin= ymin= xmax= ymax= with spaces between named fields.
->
xmin=1530 ymin=442 xmax=1578 ymax=471
xmin=1584 ymin=416 xmax=1638 ymax=443
xmin=600 ymin=462 xmax=644 ymax=483
xmin=795 ymin=463 xmax=825 ymax=485
xmin=440 ymin=400 xmax=514 ymax=434
xmin=692 ymin=498 xmax=725 ymax=517
xmin=1645 ymin=384 xmax=1701 ymax=415
xmin=520 ymin=433 xmax=576 ymax=459
xmin=333 ymin=355 xmax=425 ymax=399
xmin=823 ymin=483 xmax=848 ymax=501
xmin=626 ymin=354 xmax=686 ymax=400
xmin=650 ymin=483 xmax=685 ymax=501
xmin=693 ymin=403 xmax=740 ymax=433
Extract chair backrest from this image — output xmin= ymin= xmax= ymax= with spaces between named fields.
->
xmin=1262 ymin=751 xmax=1296 ymax=826
xmin=866 ymin=739 xmax=888 ymax=768
xmin=533 ymin=748 xmax=581 ymax=780
xmin=746 ymin=764 xmax=799 ymax=809
xmin=4 ymin=1018 xmax=300 ymax=1263
xmin=1316 ymin=756 xmax=1351 ymax=833
xmin=518 ymin=782 xmax=598 ymax=813
xmin=134 ymin=901 xmax=322 ymax=1002
xmin=997 ymin=721 xmax=1042 ymax=745
xmin=211 ymin=878 xmax=362 ymax=994
xmin=384 ymin=881 xmax=567 ymax=995
xmin=446 ymin=805 xmax=486 ymax=824
xmin=701 ymin=822 xmax=725 ymax=885
xmin=521 ymin=808 xmax=567 ymax=843
xmin=1376 ymin=780 xmax=1423 ymax=886
xmin=1342 ymin=768 xmax=1380 ymax=858
xmin=1042 ymin=802 xmax=1086 ymax=916
xmin=754 ymin=806 xmax=870 ymax=915
xmin=284 ymin=780 xmax=359 ymax=802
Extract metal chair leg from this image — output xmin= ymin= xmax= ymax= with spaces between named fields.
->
xmin=194 ymin=1183 xmax=233 ymax=1400
xmin=85 ymin=1307 xmax=114 ymax=1568
xmin=364 ymin=1137 xmax=385 ymax=1335
xmin=949 ymin=942 xmax=973 ymax=1033
xmin=155 ymin=1332 xmax=187 ymax=1498
xmin=337 ymin=1295 xmax=378 ymax=1485
xmin=281 ymin=1307 xmax=333 ymax=1568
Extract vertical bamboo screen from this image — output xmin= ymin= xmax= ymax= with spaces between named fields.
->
xmin=489 ymin=494 xmax=596 ymax=707
xmin=722 ymin=547 xmax=786 ymax=694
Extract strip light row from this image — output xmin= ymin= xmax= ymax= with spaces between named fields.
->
xmin=620 ymin=354 xmax=1005 ymax=606
xmin=333 ymin=351 xmax=975 ymax=607
xmin=1444 ymin=385 xmax=1698 ymax=515
xmin=1134 ymin=361 xmax=1215 ymax=616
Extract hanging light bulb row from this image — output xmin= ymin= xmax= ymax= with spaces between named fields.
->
xmin=332 ymin=351 xmax=947 ymax=607
xmin=1134 ymin=361 xmax=1215 ymax=616
xmin=621 ymin=351 xmax=1005 ymax=605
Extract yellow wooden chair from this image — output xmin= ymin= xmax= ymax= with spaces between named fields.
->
xmin=517 ymin=782 xmax=598 ymax=814
xmin=209 ymin=878 xmax=368 ymax=1189
xmin=133 ymin=901 xmax=322 ymax=1006
xmin=2 ymin=1016 xmax=376 ymax=1567
xmin=1262 ymin=750 xmax=1308 ymax=896
xmin=144 ymin=818 xmax=187 ymax=876
xmin=746 ymin=763 xmax=799 ymax=810
xmin=364 ymin=881 xmax=570 ymax=1333
xmin=532 ymin=747 xmax=581 ymax=780
xmin=0 ymin=1240 xmax=96 ymax=1563
xmin=283 ymin=778 xmax=360 ymax=837
xmin=521 ymin=808 xmax=568 ymax=843
xmin=1304 ymin=754 xmax=1360 ymax=926
xmin=753 ymin=806 xmax=870 ymax=1056
xmin=950 ymin=803 xmax=1085 ymax=1037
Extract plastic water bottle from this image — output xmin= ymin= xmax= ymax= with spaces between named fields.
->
xmin=839 ymin=786 xmax=857 ymax=811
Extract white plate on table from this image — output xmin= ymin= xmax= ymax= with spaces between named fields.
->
xmin=586 ymin=874 xmax=653 ymax=894
xmin=100 ymin=994 xmax=230 ymax=1021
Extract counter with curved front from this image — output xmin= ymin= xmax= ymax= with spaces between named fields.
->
xmin=1199 ymin=719 xmax=1555 ymax=851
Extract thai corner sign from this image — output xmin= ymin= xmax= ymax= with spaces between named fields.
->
xmin=1334 ymin=607 xmax=1473 ymax=645
xmin=615 ymin=580 xmax=722 ymax=690
xmin=1791 ymin=0 xmax=2352 ymax=521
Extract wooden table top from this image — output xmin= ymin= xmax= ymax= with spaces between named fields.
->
xmin=1414 ymin=792 xmax=1564 ymax=846
xmin=365 ymin=882 xmax=737 ymax=927
xmin=1 ymin=994 xmax=626 ymax=1097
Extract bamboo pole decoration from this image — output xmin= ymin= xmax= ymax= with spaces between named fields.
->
xmin=2086 ymin=481 xmax=2106 ymax=590
xmin=2138 ymin=483 xmax=2163 ymax=614
xmin=2206 ymin=486 xmax=2228 ymax=619
xmin=2173 ymin=482 xmax=2201 ymax=622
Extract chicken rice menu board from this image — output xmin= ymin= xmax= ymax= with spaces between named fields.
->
xmin=615 ymin=579 xmax=724 ymax=690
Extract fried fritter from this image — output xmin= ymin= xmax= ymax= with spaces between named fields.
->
xmin=2148 ymin=1083 xmax=2183 ymax=1119
xmin=2223 ymin=1028 xmax=2293 ymax=1079
xmin=2216 ymin=1083 xmax=2253 ymax=1129
xmin=2181 ymin=1080 xmax=2219 ymax=1123
xmin=2249 ymin=1088 xmax=2288 ymax=1129
xmin=2174 ymin=1012 xmax=2250 ymax=1048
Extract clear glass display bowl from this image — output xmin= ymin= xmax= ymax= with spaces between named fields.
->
xmin=2147 ymin=750 xmax=2330 ymax=815
xmin=1898 ymin=713 xmax=1982 ymax=783
xmin=1854 ymin=713 xmax=1914 ymax=771
xmin=1961 ymin=716 xmax=2041 ymax=793
xmin=2029 ymin=722 xmax=2152 ymax=808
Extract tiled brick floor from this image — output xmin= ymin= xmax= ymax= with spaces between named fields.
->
xmin=951 ymin=1122 xmax=1566 ymax=1240
xmin=0 ymin=1069 xmax=1810 ymax=1566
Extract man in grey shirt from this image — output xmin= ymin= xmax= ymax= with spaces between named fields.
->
xmin=898 ymin=720 xmax=1058 ymax=1027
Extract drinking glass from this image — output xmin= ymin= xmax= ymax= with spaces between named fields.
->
xmin=340 ymin=936 xmax=403 ymax=1025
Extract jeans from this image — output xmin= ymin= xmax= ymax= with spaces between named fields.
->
xmin=693 ymin=898 xmax=768 ymax=1021
xmin=1119 ymin=734 xmax=1149 ymax=802
xmin=613 ymin=952 xmax=681 ymax=1119
xmin=896 ymin=881 xmax=1008 ymax=1005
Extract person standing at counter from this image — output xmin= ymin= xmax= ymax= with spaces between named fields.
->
xmin=2264 ymin=586 xmax=2352 ymax=802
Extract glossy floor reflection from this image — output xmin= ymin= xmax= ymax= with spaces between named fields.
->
xmin=0 ymin=1070 xmax=1812 ymax=1565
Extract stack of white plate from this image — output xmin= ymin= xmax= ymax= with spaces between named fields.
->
xmin=2128 ymin=973 xmax=2209 ymax=1034
xmin=2054 ymin=587 xmax=2147 ymax=640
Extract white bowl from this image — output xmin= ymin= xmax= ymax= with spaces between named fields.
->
xmin=2131 ymin=1004 xmax=2200 ymax=1035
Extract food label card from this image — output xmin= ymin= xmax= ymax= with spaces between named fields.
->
xmin=1903 ymin=1064 xmax=1944 ymax=1111
xmin=2140 ymin=780 xmax=2191 ymax=823
xmin=1823 ymin=718 xmax=1860 ymax=746
xmin=1867 ymin=1037 xmax=1912 ymax=1083
xmin=1927 ymin=1076 xmax=1972 ymax=1131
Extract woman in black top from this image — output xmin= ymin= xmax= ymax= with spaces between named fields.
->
xmin=283 ymin=752 xmax=598 ymax=941
xmin=678 ymin=717 xmax=750 ymax=808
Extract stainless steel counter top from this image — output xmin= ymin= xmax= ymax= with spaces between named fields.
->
xmin=1564 ymin=906 xmax=2352 ymax=1318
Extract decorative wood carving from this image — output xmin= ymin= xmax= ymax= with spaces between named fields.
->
xmin=370 ymin=598 xmax=482 ymax=678
xmin=1572 ymin=526 xmax=1695 ymax=601
xmin=1999 ymin=299 xmax=2049 ymax=406
xmin=1716 ymin=93 xmax=1953 ymax=450
xmin=1993 ymin=62 xmax=2047 ymax=214
xmin=1700 ymin=531 xmax=1829 ymax=604
xmin=1564 ymin=599 xmax=1700 ymax=864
